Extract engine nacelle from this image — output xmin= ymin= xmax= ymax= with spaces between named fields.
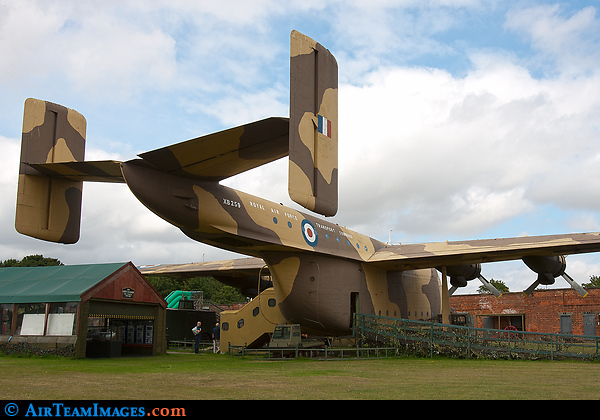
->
xmin=522 ymin=255 xmax=566 ymax=285
xmin=437 ymin=264 xmax=481 ymax=288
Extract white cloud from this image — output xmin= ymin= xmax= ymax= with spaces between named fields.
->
xmin=2 ymin=1 xmax=600 ymax=292
xmin=193 ymin=87 xmax=288 ymax=127
xmin=505 ymin=4 xmax=600 ymax=76
xmin=334 ymin=47 xmax=600 ymax=241
xmin=0 ymin=1 xmax=66 ymax=82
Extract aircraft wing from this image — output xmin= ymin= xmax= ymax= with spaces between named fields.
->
xmin=366 ymin=232 xmax=600 ymax=271
xmin=139 ymin=257 xmax=271 ymax=298
xmin=139 ymin=257 xmax=269 ymax=278
xmin=138 ymin=232 xmax=600 ymax=278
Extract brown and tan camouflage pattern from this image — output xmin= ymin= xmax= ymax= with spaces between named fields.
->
xmin=367 ymin=233 xmax=600 ymax=271
xmin=16 ymin=31 xmax=600 ymax=336
xmin=139 ymin=117 xmax=289 ymax=181
xmin=288 ymin=30 xmax=338 ymax=217
xmin=140 ymin=257 xmax=273 ymax=297
xmin=29 ymin=161 xmax=124 ymax=183
xmin=16 ymin=98 xmax=87 ymax=244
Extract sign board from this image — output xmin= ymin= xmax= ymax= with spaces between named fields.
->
xmin=122 ymin=288 xmax=134 ymax=299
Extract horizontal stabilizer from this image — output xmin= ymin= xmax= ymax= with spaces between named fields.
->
xmin=138 ymin=117 xmax=289 ymax=181
xmin=29 ymin=160 xmax=124 ymax=183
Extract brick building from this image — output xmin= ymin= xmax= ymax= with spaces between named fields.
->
xmin=449 ymin=288 xmax=600 ymax=336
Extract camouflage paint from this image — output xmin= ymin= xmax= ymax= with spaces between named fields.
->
xmin=122 ymin=158 xmax=441 ymax=333
xmin=16 ymin=31 xmax=600 ymax=336
xmin=289 ymin=30 xmax=338 ymax=217
xmin=16 ymin=99 xmax=86 ymax=244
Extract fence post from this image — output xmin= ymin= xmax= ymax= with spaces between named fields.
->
xmin=467 ymin=327 xmax=471 ymax=359
xmin=360 ymin=314 xmax=364 ymax=349
xmin=430 ymin=323 xmax=434 ymax=358
xmin=550 ymin=334 xmax=554 ymax=361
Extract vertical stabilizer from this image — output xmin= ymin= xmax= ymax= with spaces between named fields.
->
xmin=15 ymin=99 xmax=86 ymax=243
xmin=289 ymin=30 xmax=338 ymax=217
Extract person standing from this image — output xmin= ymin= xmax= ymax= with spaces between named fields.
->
xmin=192 ymin=321 xmax=202 ymax=354
xmin=212 ymin=322 xmax=220 ymax=354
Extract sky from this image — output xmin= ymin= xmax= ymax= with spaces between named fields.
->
xmin=1 ymin=0 xmax=600 ymax=295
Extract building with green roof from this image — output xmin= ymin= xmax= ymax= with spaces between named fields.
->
xmin=0 ymin=262 xmax=166 ymax=358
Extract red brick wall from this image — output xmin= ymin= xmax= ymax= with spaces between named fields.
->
xmin=449 ymin=288 xmax=600 ymax=335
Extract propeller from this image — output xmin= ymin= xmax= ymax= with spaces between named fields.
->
xmin=521 ymin=255 xmax=588 ymax=297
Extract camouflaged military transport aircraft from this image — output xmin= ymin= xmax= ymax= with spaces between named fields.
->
xmin=15 ymin=31 xmax=600 ymax=336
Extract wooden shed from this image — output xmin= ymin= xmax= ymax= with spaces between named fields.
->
xmin=0 ymin=262 xmax=167 ymax=358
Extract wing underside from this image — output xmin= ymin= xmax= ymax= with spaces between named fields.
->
xmin=139 ymin=257 xmax=270 ymax=298
xmin=138 ymin=233 xmax=600 ymax=276
xmin=367 ymin=232 xmax=600 ymax=271
xmin=140 ymin=233 xmax=600 ymax=297
xmin=139 ymin=257 xmax=269 ymax=278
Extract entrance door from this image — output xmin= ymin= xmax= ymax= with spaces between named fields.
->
xmin=350 ymin=292 xmax=359 ymax=328
xmin=583 ymin=313 xmax=596 ymax=337
xmin=560 ymin=314 xmax=572 ymax=335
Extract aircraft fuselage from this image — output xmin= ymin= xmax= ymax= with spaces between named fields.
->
xmin=121 ymin=161 xmax=442 ymax=334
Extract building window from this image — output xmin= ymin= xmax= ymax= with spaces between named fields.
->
xmin=47 ymin=302 xmax=78 ymax=336
xmin=17 ymin=303 xmax=46 ymax=335
xmin=16 ymin=302 xmax=78 ymax=336
xmin=1 ymin=304 xmax=13 ymax=335
xmin=480 ymin=314 xmax=524 ymax=331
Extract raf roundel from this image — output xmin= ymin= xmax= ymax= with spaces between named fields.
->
xmin=301 ymin=219 xmax=318 ymax=247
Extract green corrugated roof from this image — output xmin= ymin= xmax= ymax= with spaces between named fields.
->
xmin=0 ymin=263 xmax=128 ymax=303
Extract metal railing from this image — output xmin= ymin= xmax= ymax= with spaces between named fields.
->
xmin=168 ymin=339 xmax=214 ymax=352
xmin=228 ymin=344 xmax=397 ymax=359
xmin=354 ymin=314 xmax=600 ymax=361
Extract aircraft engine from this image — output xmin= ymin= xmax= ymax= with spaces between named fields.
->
xmin=522 ymin=255 xmax=565 ymax=286
xmin=437 ymin=264 xmax=503 ymax=297
xmin=522 ymin=255 xmax=588 ymax=297
xmin=442 ymin=264 xmax=481 ymax=288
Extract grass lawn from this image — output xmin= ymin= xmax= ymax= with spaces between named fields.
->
xmin=2 ymin=352 xmax=600 ymax=400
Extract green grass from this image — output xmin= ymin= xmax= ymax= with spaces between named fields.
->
xmin=2 ymin=352 xmax=600 ymax=399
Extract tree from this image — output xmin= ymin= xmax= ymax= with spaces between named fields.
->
xmin=582 ymin=275 xmax=600 ymax=288
xmin=0 ymin=254 xmax=63 ymax=267
xmin=146 ymin=276 xmax=246 ymax=304
xmin=182 ymin=277 xmax=246 ymax=304
xmin=477 ymin=278 xmax=509 ymax=294
xmin=146 ymin=276 xmax=181 ymax=298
